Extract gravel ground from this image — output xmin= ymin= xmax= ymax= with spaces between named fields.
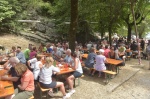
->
xmin=34 ymin=59 xmax=150 ymax=99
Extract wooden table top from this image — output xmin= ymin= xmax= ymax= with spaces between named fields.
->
xmin=106 ymin=58 xmax=123 ymax=66
xmin=57 ymin=67 xmax=75 ymax=75
xmin=82 ymin=54 xmax=88 ymax=59
xmin=0 ymin=70 xmax=14 ymax=98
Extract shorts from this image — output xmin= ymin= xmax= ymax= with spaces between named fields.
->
xmin=40 ymin=81 xmax=56 ymax=88
xmin=72 ymin=71 xmax=82 ymax=78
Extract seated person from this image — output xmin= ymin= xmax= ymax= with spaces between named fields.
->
xmin=13 ymin=63 xmax=34 ymax=99
xmin=39 ymin=57 xmax=70 ymax=99
xmin=66 ymin=52 xmax=83 ymax=96
xmin=62 ymin=49 xmax=73 ymax=64
xmin=130 ymin=41 xmax=138 ymax=55
xmin=125 ymin=44 xmax=132 ymax=57
xmin=84 ymin=48 xmax=96 ymax=75
xmin=27 ymin=54 xmax=38 ymax=71
xmin=92 ymin=49 xmax=107 ymax=78
xmin=16 ymin=46 xmax=26 ymax=64
xmin=24 ymin=44 xmax=32 ymax=61
xmin=46 ymin=43 xmax=53 ymax=53
xmin=29 ymin=46 xmax=37 ymax=59
xmin=104 ymin=45 xmax=110 ymax=58
xmin=0 ymin=57 xmax=21 ymax=99
xmin=38 ymin=43 xmax=47 ymax=53
xmin=52 ymin=47 xmax=62 ymax=61
xmin=75 ymin=46 xmax=81 ymax=60
xmin=118 ymin=45 xmax=126 ymax=62
xmin=10 ymin=46 xmax=16 ymax=56
xmin=33 ymin=56 xmax=43 ymax=81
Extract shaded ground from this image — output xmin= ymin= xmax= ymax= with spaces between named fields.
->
xmin=1 ymin=35 xmax=150 ymax=99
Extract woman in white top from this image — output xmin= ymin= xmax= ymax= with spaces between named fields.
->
xmin=39 ymin=57 xmax=70 ymax=99
xmin=66 ymin=52 xmax=83 ymax=96
xmin=33 ymin=56 xmax=43 ymax=81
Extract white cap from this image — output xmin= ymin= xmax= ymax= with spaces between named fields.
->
xmin=99 ymin=49 xmax=104 ymax=53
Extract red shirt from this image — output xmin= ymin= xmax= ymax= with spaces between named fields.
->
xmin=104 ymin=49 xmax=110 ymax=58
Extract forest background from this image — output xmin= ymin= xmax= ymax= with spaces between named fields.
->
xmin=0 ymin=0 xmax=150 ymax=51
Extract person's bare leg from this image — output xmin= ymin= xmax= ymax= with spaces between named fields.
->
xmin=55 ymin=82 xmax=66 ymax=95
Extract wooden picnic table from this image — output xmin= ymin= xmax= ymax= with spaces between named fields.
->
xmin=82 ymin=54 xmax=88 ymax=59
xmin=57 ymin=67 xmax=75 ymax=75
xmin=0 ymin=56 xmax=8 ymax=65
xmin=0 ymin=70 xmax=14 ymax=98
xmin=82 ymin=54 xmax=123 ymax=74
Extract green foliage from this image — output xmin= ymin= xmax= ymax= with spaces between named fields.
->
xmin=0 ymin=0 xmax=15 ymax=22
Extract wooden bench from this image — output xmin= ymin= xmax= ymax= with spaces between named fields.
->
xmin=74 ymin=75 xmax=84 ymax=88
xmin=126 ymin=56 xmax=131 ymax=61
xmin=28 ymin=95 xmax=34 ymax=99
xmin=37 ymin=83 xmax=49 ymax=99
xmin=102 ymin=70 xmax=117 ymax=84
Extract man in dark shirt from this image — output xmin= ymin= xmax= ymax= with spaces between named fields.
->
xmin=130 ymin=41 xmax=138 ymax=54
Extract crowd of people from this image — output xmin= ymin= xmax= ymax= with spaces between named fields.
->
xmin=1 ymin=35 xmax=150 ymax=99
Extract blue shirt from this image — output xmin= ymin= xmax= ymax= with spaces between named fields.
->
xmin=16 ymin=52 xmax=26 ymax=64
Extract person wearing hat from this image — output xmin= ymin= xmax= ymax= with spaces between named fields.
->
xmin=91 ymin=49 xmax=107 ymax=78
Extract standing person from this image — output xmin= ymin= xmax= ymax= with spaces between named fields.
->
xmin=13 ymin=63 xmax=34 ymax=99
xmin=84 ymin=48 xmax=96 ymax=75
xmin=91 ymin=49 xmax=107 ymax=77
xmin=39 ymin=57 xmax=70 ymax=99
xmin=0 ymin=57 xmax=20 ymax=99
xmin=66 ymin=52 xmax=83 ymax=96
xmin=16 ymin=46 xmax=26 ymax=64
xmin=146 ymin=40 xmax=150 ymax=70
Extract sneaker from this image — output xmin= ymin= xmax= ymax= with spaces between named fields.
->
xmin=63 ymin=93 xmax=70 ymax=99
xmin=69 ymin=89 xmax=76 ymax=95
xmin=48 ymin=91 xmax=54 ymax=97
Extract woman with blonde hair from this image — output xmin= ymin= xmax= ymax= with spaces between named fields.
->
xmin=13 ymin=63 xmax=34 ymax=99
xmin=39 ymin=57 xmax=70 ymax=99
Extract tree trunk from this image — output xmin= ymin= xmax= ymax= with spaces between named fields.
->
xmin=68 ymin=0 xmax=78 ymax=52
xmin=127 ymin=24 xmax=132 ymax=42
xmin=108 ymin=25 xmax=112 ymax=46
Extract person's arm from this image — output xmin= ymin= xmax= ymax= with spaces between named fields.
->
xmin=3 ymin=60 xmax=10 ymax=70
xmin=18 ymin=81 xmax=29 ymax=90
xmin=52 ymin=66 xmax=60 ymax=73
xmin=1 ymin=76 xmax=19 ymax=82
xmin=39 ymin=62 xmax=43 ymax=69
xmin=27 ymin=60 xmax=31 ymax=67
xmin=71 ymin=58 xmax=78 ymax=70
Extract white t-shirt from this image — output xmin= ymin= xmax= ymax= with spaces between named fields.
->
xmin=33 ymin=61 xmax=42 ymax=80
xmin=29 ymin=58 xmax=37 ymax=69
